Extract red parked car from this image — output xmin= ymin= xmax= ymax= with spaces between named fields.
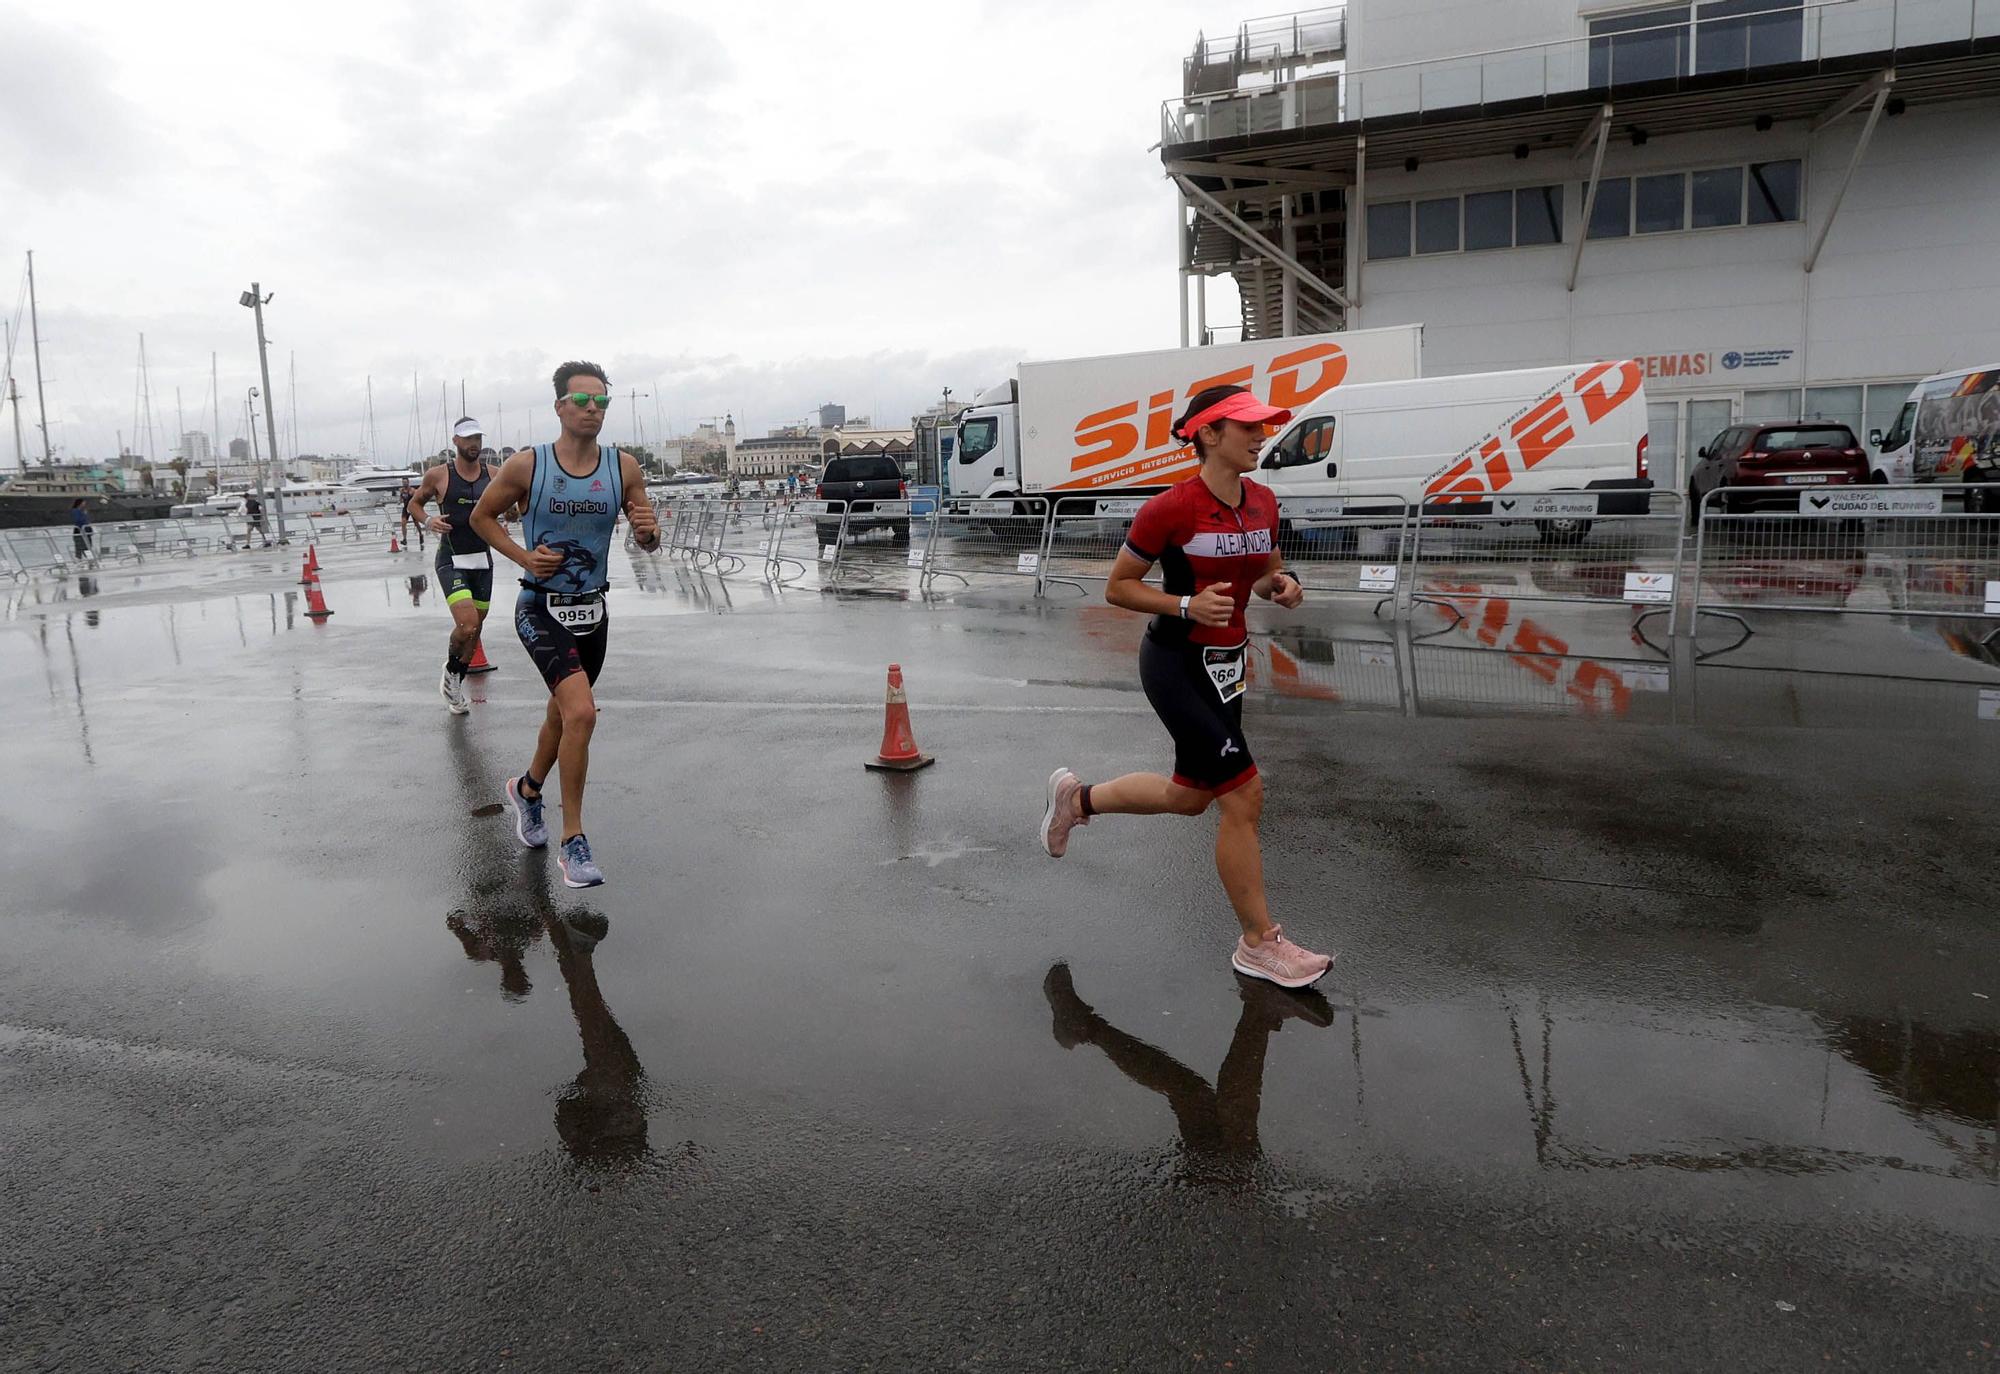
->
xmin=1688 ymin=422 xmax=1869 ymax=519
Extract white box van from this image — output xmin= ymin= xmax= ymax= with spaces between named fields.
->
xmin=1869 ymin=365 xmax=2000 ymax=510
xmin=1255 ymin=361 xmax=1652 ymax=539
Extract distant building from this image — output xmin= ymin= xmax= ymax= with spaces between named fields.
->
xmin=732 ymin=427 xmax=822 ymax=479
xmin=818 ymin=403 xmax=846 ymax=431
xmin=180 ymin=431 xmax=213 ymax=465
xmin=227 ymin=437 xmax=250 ymax=461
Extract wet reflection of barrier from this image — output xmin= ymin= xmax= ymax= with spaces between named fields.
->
xmin=921 ymin=497 xmax=1051 ymax=594
xmin=1693 ymin=484 xmax=2000 ymax=648
xmin=1407 ymin=491 xmax=1686 ymax=644
xmin=760 ymin=498 xmax=846 ymax=586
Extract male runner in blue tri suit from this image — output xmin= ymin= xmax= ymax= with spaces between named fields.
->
xmin=471 ymin=362 xmax=660 ymax=888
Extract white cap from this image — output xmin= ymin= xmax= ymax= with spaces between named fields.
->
xmin=451 ymin=418 xmax=483 ymax=439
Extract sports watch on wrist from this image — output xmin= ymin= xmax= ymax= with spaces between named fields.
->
xmin=1178 ymin=594 xmax=1192 ymax=619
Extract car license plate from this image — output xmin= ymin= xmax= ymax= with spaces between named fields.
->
xmin=1783 ymin=474 xmax=1832 ymax=484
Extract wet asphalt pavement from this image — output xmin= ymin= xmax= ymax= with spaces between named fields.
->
xmin=2 ymin=540 xmax=1996 ymax=1372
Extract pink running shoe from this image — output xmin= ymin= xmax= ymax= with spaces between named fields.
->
xmin=1039 ymin=767 xmax=1087 ymax=858
xmin=1231 ymin=924 xmax=1335 ymax=989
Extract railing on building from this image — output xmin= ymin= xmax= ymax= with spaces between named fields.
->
xmin=1161 ymin=0 xmax=2000 ymax=146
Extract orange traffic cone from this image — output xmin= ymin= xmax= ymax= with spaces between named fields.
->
xmin=305 ymin=582 xmax=334 ymax=620
xmin=864 ymin=663 xmax=934 ymax=772
xmin=299 ymin=552 xmax=317 ymax=585
xmin=389 ymin=534 xmax=401 ymax=554
xmin=465 ymin=640 xmax=496 ymax=674
xmin=306 ymin=543 xmax=320 ymax=574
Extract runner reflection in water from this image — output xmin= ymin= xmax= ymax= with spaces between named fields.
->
xmin=1044 ymin=964 xmax=1332 ymax=1180
xmin=444 ymin=730 xmax=648 ymax=1162
xmin=407 ymin=574 xmax=428 ymax=607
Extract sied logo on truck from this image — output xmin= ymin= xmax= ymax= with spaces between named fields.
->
xmin=1056 ymin=342 xmax=1350 ymax=491
xmin=1422 ymin=360 xmax=1643 ymax=504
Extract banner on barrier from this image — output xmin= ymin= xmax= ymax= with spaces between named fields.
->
xmin=1986 ymin=580 xmax=2000 ymax=614
xmin=1093 ymin=499 xmax=1144 ymax=517
xmin=970 ymin=500 xmax=1014 ymax=516
xmin=1359 ymin=563 xmax=1397 ymax=591
xmin=1016 ymin=552 xmax=1041 ymax=573
xmin=1798 ymin=490 xmax=1943 ymax=517
xmin=1623 ymin=572 xmax=1674 ymax=603
xmin=1280 ymin=497 xmax=1347 ymax=519
xmin=1493 ymin=493 xmax=1598 ymax=518
xmin=794 ymin=501 xmax=834 ymax=515
xmin=1982 ymin=688 xmax=2000 ymax=722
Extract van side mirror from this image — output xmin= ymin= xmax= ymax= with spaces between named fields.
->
xmin=1696 ymin=446 xmax=1709 ymax=459
xmin=1868 ymin=429 xmax=1883 ymax=447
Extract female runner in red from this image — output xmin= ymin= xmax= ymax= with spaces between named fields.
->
xmin=1038 ymin=383 xmax=1335 ymax=988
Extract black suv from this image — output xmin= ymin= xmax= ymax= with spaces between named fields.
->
xmin=816 ymin=454 xmax=909 ymax=547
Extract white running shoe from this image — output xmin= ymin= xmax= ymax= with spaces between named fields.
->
xmin=1039 ymin=767 xmax=1087 ymax=858
xmin=440 ymin=666 xmax=470 ymax=715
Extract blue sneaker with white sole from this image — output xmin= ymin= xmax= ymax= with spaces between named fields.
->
xmin=558 ymin=833 xmax=604 ymax=888
xmin=506 ymin=776 xmax=548 ymax=849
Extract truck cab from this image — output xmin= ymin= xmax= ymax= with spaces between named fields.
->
xmin=949 ymin=381 xmax=1021 ymax=499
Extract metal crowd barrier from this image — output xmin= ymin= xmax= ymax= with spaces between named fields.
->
xmin=1406 ymin=490 xmax=1686 ymax=642
xmin=922 ymin=497 xmax=1051 ymax=593
xmin=823 ymin=499 xmax=923 ymax=591
xmin=1692 ymin=483 xmax=2000 ymax=646
xmin=1040 ymin=496 xmax=1147 ymax=596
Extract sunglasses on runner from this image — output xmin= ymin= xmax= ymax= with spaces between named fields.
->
xmin=561 ymin=392 xmax=612 ymax=409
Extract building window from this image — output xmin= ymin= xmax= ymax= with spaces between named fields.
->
xmin=1748 ymin=159 xmax=1801 ymax=223
xmin=1589 ymin=5 xmax=1691 ymax=86
xmin=1415 ymin=197 xmax=1460 ymax=254
xmin=1367 ymin=201 xmax=1411 ymax=260
xmin=1369 ymin=185 xmax=1567 ymax=260
xmin=1695 ymin=0 xmax=1804 ymax=74
xmin=1588 ymin=177 xmax=1633 ymax=239
xmin=1635 ymin=172 xmax=1686 ymax=233
xmin=1690 ymin=165 xmax=1744 ymax=228
xmin=1516 ymin=185 xmax=1563 ymax=245
xmin=1464 ymin=191 xmax=1513 ymax=251
xmin=1589 ymin=1 xmax=1801 ymax=85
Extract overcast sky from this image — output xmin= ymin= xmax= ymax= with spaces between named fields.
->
xmin=1 ymin=0 xmax=1245 ymax=464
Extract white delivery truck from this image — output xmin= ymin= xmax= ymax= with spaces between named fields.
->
xmin=1255 ymin=361 xmax=1652 ymax=541
xmin=1869 ymin=364 xmax=2000 ymax=511
xmin=948 ymin=325 xmax=1424 ymax=503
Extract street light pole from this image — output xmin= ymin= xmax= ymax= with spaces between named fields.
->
xmin=241 ymin=283 xmax=289 ymax=543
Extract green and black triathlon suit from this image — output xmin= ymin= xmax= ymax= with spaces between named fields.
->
xmin=514 ymin=443 xmax=622 ymax=689
xmin=434 ymin=460 xmax=498 ymax=611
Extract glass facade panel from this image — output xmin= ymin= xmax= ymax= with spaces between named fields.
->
xmin=1464 ymin=191 xmax=1512 ymax=250
xmin=1516 ymin=185 xmax=1562 ymax=245
xmin=1690 ymin=166 xmax=1743 ymax=228
xmin=1864 ymin=382 xmax=1917 ymax=451
xmin=1748 ymin=160 xmax=1802 ymax=224
xmin=1367 ymin=201 xmax=1410 ymax=260
xmin=1589 ymin=6 xmax=1691 ymax=85
xmin=1415 ymin=197 xmax=1460 ymax=254
xmin=1635 ymin=173 xmax=1687 ymax=233
xmin=1804 ymin=384 xmax=1864 ymax=437
xmin=1587 ymin=178 xmax=1632 ymax=239
xmin=1742 ymin=388 xmax=1802 ymax=422
xmin=1646 ymin=401 xmax=1683 ymax=490
xmin=1696 ymin=0 xmax=1804 ymax=73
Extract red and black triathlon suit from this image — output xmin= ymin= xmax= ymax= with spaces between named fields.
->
xmin=1122 ymin=474 xmax=1279 ymax=795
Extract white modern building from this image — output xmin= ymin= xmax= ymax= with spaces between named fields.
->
xmin=1162 ymin=0 xmax=2000 ymax=490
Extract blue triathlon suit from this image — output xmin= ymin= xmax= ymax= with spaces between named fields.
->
xmin=514 ymin=443 xmax=623 ymax=689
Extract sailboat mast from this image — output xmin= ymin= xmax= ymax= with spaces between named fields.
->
xmin=210 ymin=352 xmax=220 ymax=477
xmin=26 ymin=250 xmax=53 ymax=465
xmin=5 ymin=320 xmax=23 ymax=471
xmin=287 ymin=351 xmax=297 ymax=459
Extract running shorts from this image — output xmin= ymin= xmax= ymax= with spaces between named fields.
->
xmin=1139 ymin=629 xmax=1257 ymax=794
xmin=435 ymin=546 xmax=494 ymax=611
xmin=515 ymin=586 xmax=609 ymax=689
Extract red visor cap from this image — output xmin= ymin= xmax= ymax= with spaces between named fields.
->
xmin=1177 ymin=391 xmax=1294 ymax=438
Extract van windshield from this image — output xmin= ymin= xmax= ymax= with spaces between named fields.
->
xmin=959 ymin=417 xmax=997 ymax=463
xmin=1882 ymin=402 xmax=1915 ymax=451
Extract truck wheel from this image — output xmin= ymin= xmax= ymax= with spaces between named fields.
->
xmin=892 ymin=522 xmax=910 ymax=545
xmin=1536 ymin=518 xmax=1591 ymax=545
